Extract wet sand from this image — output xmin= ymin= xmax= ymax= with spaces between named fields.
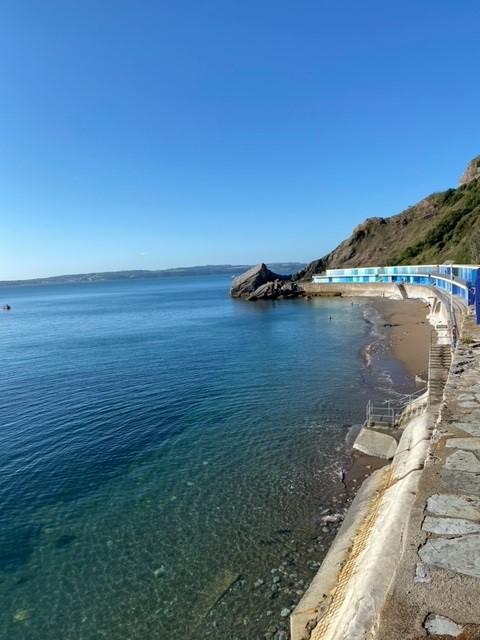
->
xmin=371 ymin=297 xmax=431 ymax=379
xmin=344 ymin=297 xmax=432 ymax=499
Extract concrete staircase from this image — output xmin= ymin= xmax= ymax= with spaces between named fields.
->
xmin=428 ymin=343 xmax=452 ymax=405
xmin=396 ymin=283 xmax=408 ymax=299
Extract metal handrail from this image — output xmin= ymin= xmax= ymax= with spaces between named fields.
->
xmin=366 ymin=386 xmax=428 ymax=427
xmin=368 ymin=386 xmax=427 ymax=411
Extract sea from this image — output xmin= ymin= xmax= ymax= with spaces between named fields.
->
xmin=0 ymin=275 xmax=416 ymax=639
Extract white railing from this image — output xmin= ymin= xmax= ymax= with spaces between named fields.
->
xmin=366 ymin=387 xmax=427 ymax=427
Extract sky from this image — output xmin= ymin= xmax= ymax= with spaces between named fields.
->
xmin=1 ymin=1 xmax=479 ymax=279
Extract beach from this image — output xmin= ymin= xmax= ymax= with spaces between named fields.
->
xmin=371 ymin=297 xmax=431 ymax=379
xmin=344 ymin=297 xmax=432 ymax=519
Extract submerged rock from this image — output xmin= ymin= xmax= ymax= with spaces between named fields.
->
xmin=13 ymin=609 xmax=31 ymax=623
xmin=424 ymin=613 xmax=464 ymax=637
xmin=320 ymin=513 xmax=343 ymax=524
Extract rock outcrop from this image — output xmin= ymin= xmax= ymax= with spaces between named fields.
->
xmin=291 ymin=258 xmax=327 ymax=282
xmin=460 ymin=155 xmax=480 ymax=186
xmin=230 ymin=263 xmax=302 ymax=300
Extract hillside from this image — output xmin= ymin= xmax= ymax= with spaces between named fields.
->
xmin=296 ymin=155 xmax=480 ymax=280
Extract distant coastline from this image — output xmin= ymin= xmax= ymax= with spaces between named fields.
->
xmin=0 ymin=263 xmax=305 ymax=287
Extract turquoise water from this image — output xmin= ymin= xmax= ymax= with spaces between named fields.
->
xmin=0 ymin=276 xmax=412 ymax=639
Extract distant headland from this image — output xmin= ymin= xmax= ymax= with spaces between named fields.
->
xmin=0 ymin=263 xmax=305 ymax=287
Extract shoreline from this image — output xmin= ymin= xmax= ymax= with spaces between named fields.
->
xmin=206 ymin=296 xmax=425 ymax=640
xmin=291 ymin=283 xmax=460 ymax=640
xmin=343 ymin=297 xmax=431 ymax=500
xmin=360 ymin=296 xmax=431 ymax=380
xmin=313 ymin=295 xmax=433 ymax=575
xmin=370 ymin=297 xmax=431 ymax=379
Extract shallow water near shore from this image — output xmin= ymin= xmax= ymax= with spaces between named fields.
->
xmin=0 ymin=277 xmax=417 ymax=639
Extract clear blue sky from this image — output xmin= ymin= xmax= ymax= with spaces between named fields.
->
xmin=1 ymin=1 xmax=479 ymax=279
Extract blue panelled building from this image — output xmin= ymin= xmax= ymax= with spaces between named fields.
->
xmin=312 ymin=264 xmax=480 ymax=322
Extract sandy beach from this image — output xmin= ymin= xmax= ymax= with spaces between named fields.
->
xmin=371 ymin=297 xmax=431 ymax=379
xmin=344 ymin=297 xmax=432 ymax=495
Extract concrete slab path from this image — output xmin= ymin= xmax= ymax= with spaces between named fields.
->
xmin=375 ymin=314 xmax=480 ymax=639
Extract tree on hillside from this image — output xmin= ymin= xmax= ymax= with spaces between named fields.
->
xmin=469 ymin=228 xmax=480 ymax=264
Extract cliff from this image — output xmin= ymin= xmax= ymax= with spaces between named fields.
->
xmin=299 ymin=170 xmax=480 ymax=273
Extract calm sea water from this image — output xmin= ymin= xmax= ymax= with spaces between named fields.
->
xmin=0 ymin=276 xmax=413 ymax=639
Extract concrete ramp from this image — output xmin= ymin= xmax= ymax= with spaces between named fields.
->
xmin=396 ymin=283 xmax=408 ymax=299
xmin=353 ymin=428 xmax=397 ymax=459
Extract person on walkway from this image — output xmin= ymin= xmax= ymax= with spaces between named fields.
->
xmin=452 ymin=325 xmax=458 ymax=350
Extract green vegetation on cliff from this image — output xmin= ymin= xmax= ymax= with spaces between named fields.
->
xmin=394 ymin=179 xmax=480 ymax=264
xmin=298 ymin=157 xmax=480 ymax=279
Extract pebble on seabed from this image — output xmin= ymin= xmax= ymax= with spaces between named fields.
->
xmin=13 ymin=610 xmax=31 ymax=623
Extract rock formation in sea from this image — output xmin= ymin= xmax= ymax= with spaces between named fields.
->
xmin=230 ymin=263 xmax=302 ymax=300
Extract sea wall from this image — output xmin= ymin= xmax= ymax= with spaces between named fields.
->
xmin=302 ymin=281 xmax=464 ymax=332
xmin=302 ymin=282 xmax=401 ymax=298
xmin=290 ymin=284 xmax=469 ymax=640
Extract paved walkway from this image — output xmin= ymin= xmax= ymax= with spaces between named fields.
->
xmin=376 ymin=314 xmax=480 ymax=639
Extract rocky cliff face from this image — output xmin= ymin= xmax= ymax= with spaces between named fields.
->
xmin=460 ymin=155 xmax=480 ymax=186
xmin=231 ymin=156 xmax=480 ymax=300
xmin=306 ymin=159 xmax=480 ymax=272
